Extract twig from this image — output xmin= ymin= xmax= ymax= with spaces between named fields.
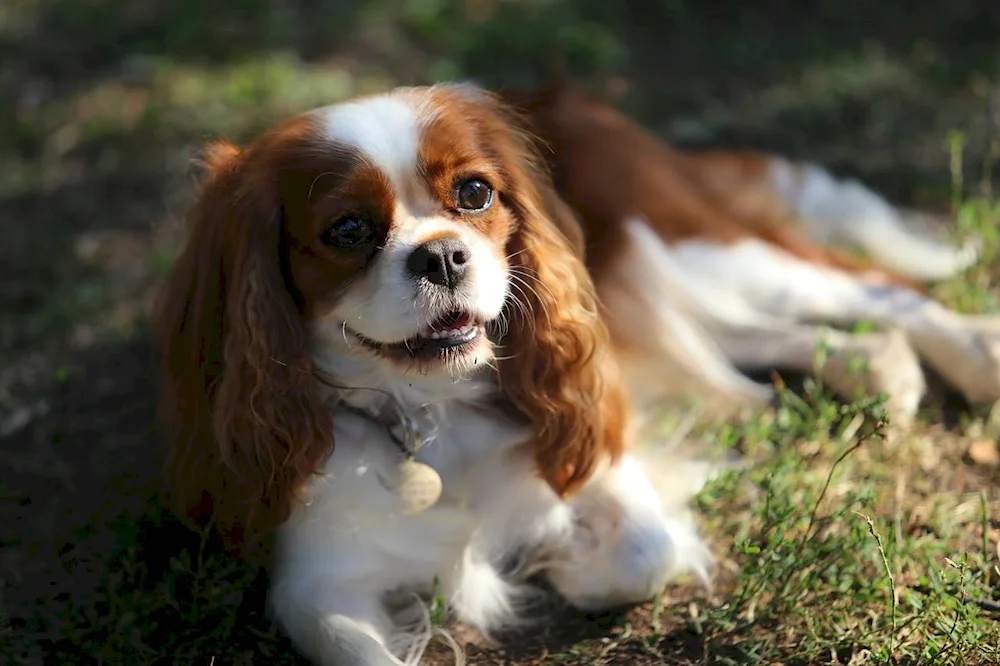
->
xmin=796 ymin=436 xmax=866 ymax=557
xmin=856 ymin=511 xmax=897 ymax=664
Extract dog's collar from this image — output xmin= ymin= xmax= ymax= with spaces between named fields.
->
xmin=335 ymin=399 xmax=445 ymax=516
xmin=337 ymin=401 xmax=425 ymax=460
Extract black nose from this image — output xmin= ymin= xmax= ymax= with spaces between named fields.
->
xmin=406 ymin=237 xmax=470 ymax=289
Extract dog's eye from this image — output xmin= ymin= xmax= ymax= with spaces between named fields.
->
xmin=456 ymin=179 xmax=493 ymax=211
xmin=323 ymin=215 xmax=375 ymax=249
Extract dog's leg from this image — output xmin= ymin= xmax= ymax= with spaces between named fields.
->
xmin=542 ymin=453 xmax=711 ymax=611
xmin=457 ymin=442 xmax=709 ymax=619
xmin=269 ymin=580 xmax=402 ymax=666
xmin=604 ymin=280 xmax=774 ymax=414
xmin=672 ymin=238 xmax=1000 ymax=407
xmin=269 ymin=413 xmax=459 ymax=666
xmin=715 ymin=324 xmax=925 ymax=425
xmin=454 ymin=448 xmax=573 ymax=631
xmin=598 ymin=219 xmax=775 ymax=414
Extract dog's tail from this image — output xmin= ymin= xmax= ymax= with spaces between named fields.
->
xmin=680 ymin=151 xmax=979 ymax=283
xmin=769 ymin=158 xmax=980 ymax=283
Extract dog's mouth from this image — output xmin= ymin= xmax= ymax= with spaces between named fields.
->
xmin=349 ymin=310 xmax=485 ymax=359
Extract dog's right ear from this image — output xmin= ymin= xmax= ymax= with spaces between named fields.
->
xmin=154 ymin=139 xmax=332 ymax=559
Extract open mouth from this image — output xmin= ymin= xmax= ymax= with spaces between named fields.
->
xmin=349 ymin=311 xmax=484 ymax=359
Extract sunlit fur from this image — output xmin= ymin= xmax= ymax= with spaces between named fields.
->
xmin=507 ymin=83 xmax=1000 ymax=426
xmin=155 ymin=84 xmax=710 ymax=665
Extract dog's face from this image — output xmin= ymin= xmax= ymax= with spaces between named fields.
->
xmin=156 ymin=84 xmax=626 ymax=551
xmin=278 ymin=87 xmax=523 ymax=377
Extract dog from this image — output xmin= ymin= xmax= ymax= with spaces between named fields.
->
xmin=508 ymin=84 xmax=1000 ymax=425
xmin=155 ymin=83 xmax=712 ymax=666
xmin=155 ymin=80 xmax=997 ymax=665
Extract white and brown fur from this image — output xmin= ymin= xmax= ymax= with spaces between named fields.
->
xmin=508 ymin=84 xmax=999 ymax=425
xmin=157 ymin=81 xmax=996 ymax=666
xmin=156 ymin=84 xmax=714 ymax=666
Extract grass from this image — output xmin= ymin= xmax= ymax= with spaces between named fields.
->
xmin=3 ymin=1 xmax=1000 ymax=665
xmin=690 ymin=387 xmax=999 ymax=666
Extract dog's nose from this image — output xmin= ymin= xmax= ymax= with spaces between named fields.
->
xmin=406 ymin=237 xmax=470 ymax=289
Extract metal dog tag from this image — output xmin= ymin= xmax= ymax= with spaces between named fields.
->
xmin=383 ymin=459 xmax=443 ymax=515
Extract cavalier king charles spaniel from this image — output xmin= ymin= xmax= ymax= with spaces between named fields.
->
xmin=155 ymin=83 xmax=711 ymax=665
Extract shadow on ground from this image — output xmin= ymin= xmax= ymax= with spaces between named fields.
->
xmin=2 ymin=1 xmax=999 ymax=663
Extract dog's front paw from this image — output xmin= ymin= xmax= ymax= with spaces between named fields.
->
xmin=546 ymin=504 xmax=709 ymax=611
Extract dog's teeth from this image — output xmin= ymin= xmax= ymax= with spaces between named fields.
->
xmin=423 ymin=321 xmax=479 ymax=342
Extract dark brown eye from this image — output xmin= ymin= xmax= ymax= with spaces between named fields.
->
xmin=456 ymin=179 xmax=493 ymax=211
xmin=322 ymin=215 xmax=375 ymax=249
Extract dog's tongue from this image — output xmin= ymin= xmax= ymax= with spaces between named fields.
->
xmin=432 ymin=311 xmax=472 ymax=332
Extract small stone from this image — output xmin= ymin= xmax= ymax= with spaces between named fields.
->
xmin=967 ymin=439 xmax=1000 ymax=466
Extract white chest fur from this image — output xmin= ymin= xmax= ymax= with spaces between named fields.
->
xmin=270 ymin=346 xmax=709 ymax=666
xmin=273 ymin=371 xmax=533 ymax=582
xmin=268 ymin=378 xmax=550 ymax=666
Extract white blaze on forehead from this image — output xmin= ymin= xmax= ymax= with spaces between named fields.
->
xmin=315 ymin=90 xmax=436 ymax=190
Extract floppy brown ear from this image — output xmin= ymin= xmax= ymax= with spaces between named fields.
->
xmin=489 ymin=107 xmax=628 ymax=496
xmin=535 ymin=183 xmax=587 ymax=259
xmin=154 ymin=141 xmax=331 ymax=558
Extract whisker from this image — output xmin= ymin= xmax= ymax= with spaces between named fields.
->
xmin=504 ymin=247 xmax=530 ymax=262
xmin=507 ymin=275 xmax=550 ymax=333
xmin=510 ymin=288 xmax=537 ymax=336
xmin=311 ymin=369 xmax=398 ymax=404
xmin=509 ymin=265 xmax=559 ymax=305
xmin=505 ymin=283 xmax=535 ymax=336
xmin=510 ymin=273 xmax=553 ymax=322
xmin=505 ymin=284 xmax=530 ymax=320
xmin=307 ymin=172 xmax=338 ymax=202
xmin=494 ymin=309 xmax=510 ymax=339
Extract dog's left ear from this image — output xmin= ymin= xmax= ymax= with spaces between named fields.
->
xmin=535 ymin=181 xmax=588 ymax=259
xmin=470 ymin=90 xmax=628 ymax=496
xmin=501 ymin=176 xmax=629 ymax=496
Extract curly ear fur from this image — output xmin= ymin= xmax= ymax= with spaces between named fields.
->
xmin=485 ymin=97 xmax=629 ymax=497
xmin=154 ymin=140 xmax=331 ymax=559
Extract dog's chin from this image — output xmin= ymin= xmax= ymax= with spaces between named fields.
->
xmin=346 ymin=310 xmax=495 ymax=376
